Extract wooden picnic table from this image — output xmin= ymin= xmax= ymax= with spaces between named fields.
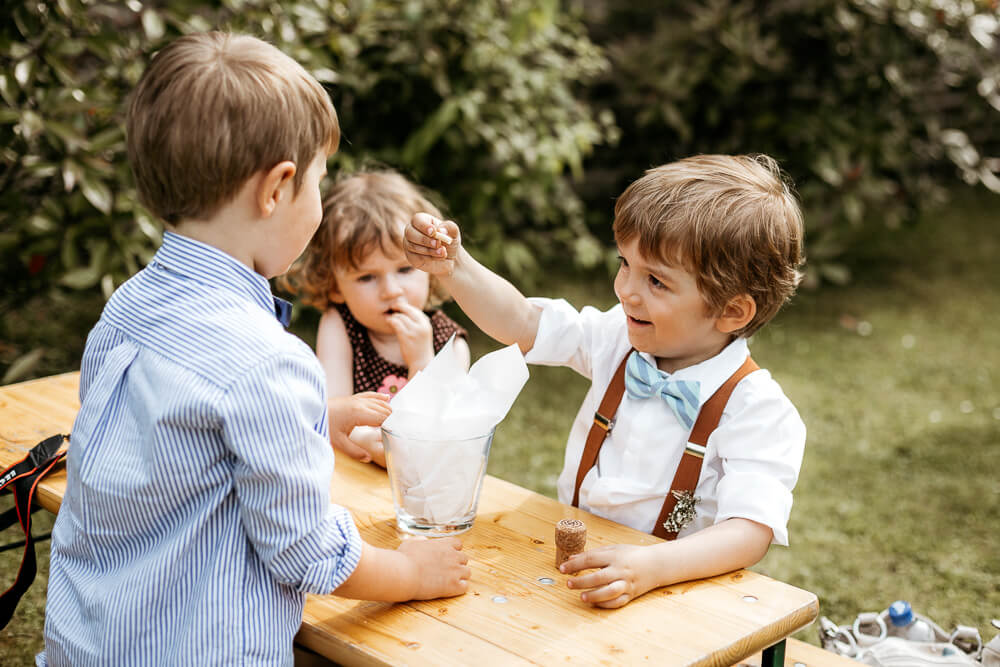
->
xmin=1 ymin=372 xmax=819 ymax=666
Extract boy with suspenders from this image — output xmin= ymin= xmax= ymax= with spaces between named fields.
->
xmin=405 ymin=154 xmax=806 ymax=608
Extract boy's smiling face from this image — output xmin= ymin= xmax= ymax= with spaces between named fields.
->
xmin=614 ymin=238 xmax=734 ymax=374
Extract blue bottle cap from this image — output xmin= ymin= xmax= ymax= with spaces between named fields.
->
xmin=889 ymin=600 xmax=913 ymax=626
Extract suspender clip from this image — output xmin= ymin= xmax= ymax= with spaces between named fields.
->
xmin=684 ymin=442 xmax=706 ymax=459
xmin=593 ymin=411 xmax=614 ymax=432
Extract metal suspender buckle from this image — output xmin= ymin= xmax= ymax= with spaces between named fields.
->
xmin=593 ymin=411 xmax=614 ymax=432
xmin=684 ymin=442 xmax=706 ymax=459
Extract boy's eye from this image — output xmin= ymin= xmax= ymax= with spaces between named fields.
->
xmin=648 ymin=274 xmax=669 ymax=290
xmin=357 ymin=274 xmax=374 ymax=283
xmin=398 ymin=266 xmax=415 ymax=275
xmin=617 ymin=255 xmax=628 ymax=268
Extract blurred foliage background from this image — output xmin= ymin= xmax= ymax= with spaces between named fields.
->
xmin=580 ymin=0 xmax=1000 ymax=286
xmin=2 ymin=1 xmax=998 ymax=350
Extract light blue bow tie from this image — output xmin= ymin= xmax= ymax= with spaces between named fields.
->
xmin=624 ymin=351 xmax=701 ymax=430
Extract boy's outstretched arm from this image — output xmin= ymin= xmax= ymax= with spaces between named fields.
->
xmin=334 ymin=537 xmax=470 ymax=601
xmin=404 ymin=213 xmax=540 ymax=354
xmin=559 ymin=518 xmax=772 ymax=608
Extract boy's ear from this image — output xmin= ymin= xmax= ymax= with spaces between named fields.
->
xmin=256 ymin=161 xmax=297 ymax=217
xmin=715 ymin=294 xmax=756 ymax=334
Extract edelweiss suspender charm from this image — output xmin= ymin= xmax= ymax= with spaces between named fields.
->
xmin=661 ymin=490 xmax=699 ymax=534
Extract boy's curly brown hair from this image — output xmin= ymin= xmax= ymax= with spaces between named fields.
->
xmin=613 ymin=154 xmax=805 ymax=338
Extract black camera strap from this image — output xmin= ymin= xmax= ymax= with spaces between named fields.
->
xmin=0 ymin=433 xmax=68 ymax=629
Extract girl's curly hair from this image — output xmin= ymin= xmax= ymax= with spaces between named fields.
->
xmin=279 ymin=169 xmax=451 ymax=310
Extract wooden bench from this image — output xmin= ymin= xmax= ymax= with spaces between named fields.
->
xmin=739 ymin=637 xmax=858 ymax=666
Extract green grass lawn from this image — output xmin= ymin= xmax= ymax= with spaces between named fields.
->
xmin=2 ymin=186 xmax=997 ymax=661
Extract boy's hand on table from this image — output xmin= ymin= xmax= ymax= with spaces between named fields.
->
xmin=397 ymin=536 xmax=471 ymax=599
xmin=386 ymin=300 xmax=434 ymax=373
xmin=560 ymin=544 xmax=660 ymax=608
xmin=328 ymin=393 xmax=391 ymax=464
xmin=404 ymin=212 xmax=461 ymax=275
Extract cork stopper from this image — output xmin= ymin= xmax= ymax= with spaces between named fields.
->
xmin=555 ymin=518 xmax=587 ymax=567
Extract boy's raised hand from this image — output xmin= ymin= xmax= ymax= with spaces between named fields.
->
xmin=404 ymin=212 xmax=461 ymax=276
xmin=397 ymin=536 xmax=471 ymax=599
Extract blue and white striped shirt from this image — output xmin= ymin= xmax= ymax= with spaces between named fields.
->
xmin=40 ymin=232 xmax=363 ymax=666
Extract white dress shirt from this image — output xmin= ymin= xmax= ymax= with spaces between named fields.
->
xmin=524 ymin=298 xmax=805 ymax=545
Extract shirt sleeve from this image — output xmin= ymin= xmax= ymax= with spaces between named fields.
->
xmin=523 ymin=298 xmax=617 ymax=380
xmin=218 ymin=350 xmax=363 ymax=594
xmin=709 ymin=373 xmax=806 ymax=546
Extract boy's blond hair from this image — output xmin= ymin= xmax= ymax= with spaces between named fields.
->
xmin=126 ymin=32 xmax=339 ymax=224
xmin=613 ymin=154 xmax=804 ymax=338
xmin=280 ymin=170 xmax=450 ymax=310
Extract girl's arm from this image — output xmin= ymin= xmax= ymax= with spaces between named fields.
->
xmin=404 ymin=213 xmax=540 ymax=354
xmin=316 ymin=309 xmax=391 ymax=465
xmin=316 ymin=308 xmax=354 ymax=397
xmin=559 ymin=518 xmax=773 ymax=608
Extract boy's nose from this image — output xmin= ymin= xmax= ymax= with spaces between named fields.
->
xmin=615 ymin=274 xmax=642 ymax=305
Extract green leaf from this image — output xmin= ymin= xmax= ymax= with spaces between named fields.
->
xmin=818 ymin=262 xmax=851 ymax=285
xmin=14 ymin=57 xmax=35 ymax=87
xmin=2 ymin=348 xmax=46 ymax=385
xmin=401 ymin=97 xmax=461 ymax=167
xmin=59 ymin=265 xmax=102 ymax=289
xmin=62 ymin=159 xmax=83 ymax=191
xmin=80 ymin=175 xmax=113 ymax=215
xmin=141 ymin=9 xmax=166 ymax=41
xmin=0 ymin=74 xmax=17 ymax=107
xmin=88 ymin=127 xmax=124 ymax=152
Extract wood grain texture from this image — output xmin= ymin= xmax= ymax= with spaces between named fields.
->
xmin=0 ymin=373 xmax=819 ymax=666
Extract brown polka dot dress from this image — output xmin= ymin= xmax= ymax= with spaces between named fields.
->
xmin=334 ymin=303 xmax=467 ymax=397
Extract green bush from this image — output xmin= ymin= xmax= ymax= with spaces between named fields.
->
xmin=0 ymin=0 xmax=613 ymax=311
xmin=580 ymin=0 xmax=1000 ymax=286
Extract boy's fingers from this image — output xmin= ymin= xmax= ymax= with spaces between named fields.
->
xmin=594 ymin=593 xmax=631 ymax=609
xmin=559 ymin=549 xmax=607 ymax=574
xmin=407 ymin=214 xmax=441 ymax=248
xmin=412 ymin=212 xmax=439 ymax=229
xmin=580 ymin=579 xmax=627 ymax=603
xmin=565 ymin=568 xmax=613 ymax=590
xmin=439 ymin=536 xmax=463 ymax=550
xmin=440 ymin=219 xmax=461 ymax=243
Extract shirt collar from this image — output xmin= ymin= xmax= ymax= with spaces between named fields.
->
xmin=150 ymin=231 xmax=288 ymax=326
xmin=638 ymin=337 xmax=750 ymax=404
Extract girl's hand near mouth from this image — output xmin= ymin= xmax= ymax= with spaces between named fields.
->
xmin=386 ymin=300 xmax=435 ymax=376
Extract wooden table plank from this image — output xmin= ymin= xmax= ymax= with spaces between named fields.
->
xmin=300 ymin=455 xmax=818 ymax=667
xmin=0 ymin=373 xmax=819 ymax=666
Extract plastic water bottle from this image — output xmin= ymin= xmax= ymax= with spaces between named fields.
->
xmin=887 ymin=600 xmax=936 ymax=642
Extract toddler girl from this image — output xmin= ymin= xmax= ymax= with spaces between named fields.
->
xmin=283 ymin=170 xmax=470 ymax=466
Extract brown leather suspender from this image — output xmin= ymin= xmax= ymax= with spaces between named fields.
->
xmin=571 ymin=352 xmax=630 ymax=508
xmin=572 ymin=351 xmax=760 ymax=540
